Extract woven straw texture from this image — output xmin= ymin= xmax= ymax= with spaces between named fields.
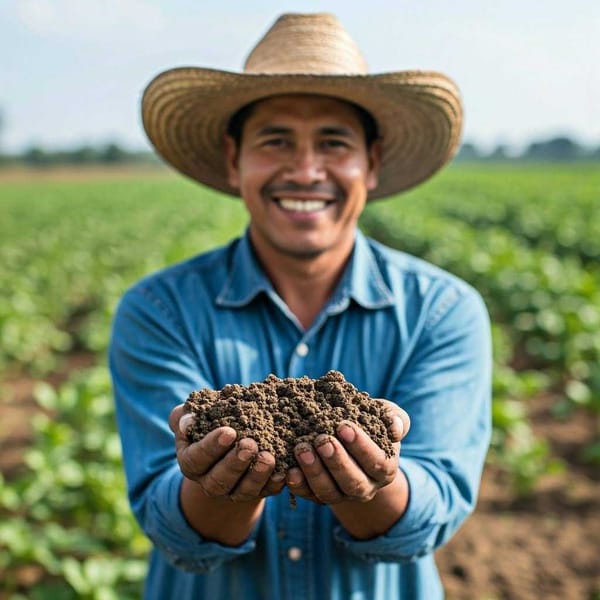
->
xmin=142 ymin=13 xmax=463 ymax=200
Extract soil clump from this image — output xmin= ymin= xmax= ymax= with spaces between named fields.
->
xmin=183 ymin=370 xmax=395 ymax=474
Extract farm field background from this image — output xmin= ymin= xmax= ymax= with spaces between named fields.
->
xmin=0 ymin=164 xmax=598 ymax=599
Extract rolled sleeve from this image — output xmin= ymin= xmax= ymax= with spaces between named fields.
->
xmin=334 ymin=284 xmax=492 ymax=564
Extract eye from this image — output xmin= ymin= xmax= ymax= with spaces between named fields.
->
xmin=321 ymin=138 xmax=349 ymax=150
xmin=263 ymin=137 xmax=288 ymax=148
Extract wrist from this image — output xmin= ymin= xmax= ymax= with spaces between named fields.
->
xmin=331 ymin=469 xmax=409 ymax=539
xmin=181 ymin=477 xmax=265 ymax=546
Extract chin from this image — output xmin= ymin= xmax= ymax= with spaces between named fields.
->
xmin=278 ymin=244 xmax=326 ymax=260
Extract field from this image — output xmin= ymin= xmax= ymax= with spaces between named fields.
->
xmin=1 ymin=164 xmax=599 ymax=599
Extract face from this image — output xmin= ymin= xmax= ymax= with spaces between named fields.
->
xmin=225 ymin=95 xmax=380 ymax=262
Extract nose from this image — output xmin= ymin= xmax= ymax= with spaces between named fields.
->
xmin=283 ymin=143 xmax=326 ymax=185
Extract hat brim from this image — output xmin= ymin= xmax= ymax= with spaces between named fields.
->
xmin=141 ymin=67 xmax=463 ymax=200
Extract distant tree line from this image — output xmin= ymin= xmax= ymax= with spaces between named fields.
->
xmin=455 ymin=136 xmax=600 ymax=162
xmin=0 ymin=142 xmax=161 ymax=167
xmin=0 ymin=136 xmax=598 ymax=168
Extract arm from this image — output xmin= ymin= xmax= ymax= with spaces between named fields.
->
xmin=286 ymin=403 xmax=411 ymax=539
xmin=288 ymin=286 xmax=492 ymax=561
xmin=169 ymin=406 xmax=285 ymax=547
xmin=109 ymin=286 xmax=277 ymax=571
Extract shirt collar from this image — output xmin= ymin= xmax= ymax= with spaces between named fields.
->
xmin=330 ymin=229 xmax=395 ymax=311
xmin=216 ymin=231 xmax=273 ymax=307
xmin=216 ymin=229 xmax=394 ymax=310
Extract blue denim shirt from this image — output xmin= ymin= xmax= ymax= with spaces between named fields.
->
xmin=109 ymin=229 xmax=491 ymax=600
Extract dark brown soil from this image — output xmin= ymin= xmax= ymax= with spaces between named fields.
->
xmin=184 ymin=370 xmax=395 ymax=474
xmin=436 ymin=394 xmax=600 ymax=600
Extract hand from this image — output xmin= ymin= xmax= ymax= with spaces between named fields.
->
xmin=169 ymin=404 xmax=286 ymax=503
xmin=286 ymin=399 xmax=410 ymax=505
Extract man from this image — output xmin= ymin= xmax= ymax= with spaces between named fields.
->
xmin=110 ymin=13 xmax=491 ymax=600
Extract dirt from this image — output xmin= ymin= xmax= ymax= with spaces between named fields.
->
xmin=184 ymin=370 xmax=395 ymax=474
xmin=436 ymin=395 xmax=600 ymax=600
xmin=0 ymin=164 xmax=169 ymax=183
xmin=2 ymin=369 xmax=598 ymax=599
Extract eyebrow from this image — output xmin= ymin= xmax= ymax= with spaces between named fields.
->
xmin=256 ymin=125 xmax=355 ymax=137
xmin=319 ymin=126 xmax=355 ymax=137
xmin=256 ymin=126 xmax=292 ymax=136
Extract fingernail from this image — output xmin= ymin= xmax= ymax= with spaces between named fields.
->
xmin=271 ymin=472 xmax=285 ymax=482
xmin=179 ymin=413 xmax=194 ymax=434
xmin=392 ymin=415 xmax=404 ymax=439
xmin=298 ymin=450 xmax=315 ymax=465
xmin=316 ymin=441 xmax=334 ymax=458
xmin=337 ymin=423 xmax=355 ymax=443
xmin=254 ymin=460 xmax=270 ymax=473
xmin=218 ymin=430 xmax=236 ymax=447
xmin=288 ymin=470 xmax=302 ymax=486
xmin=237 ymin=447 xmax=254 ymax=462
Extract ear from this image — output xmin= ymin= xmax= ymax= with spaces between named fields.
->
xmin=366 ymin=139 xmax=381 ymax=192
xmin=223 ymin=135 xmax=240 ymax=189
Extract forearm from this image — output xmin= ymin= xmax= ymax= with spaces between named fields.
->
xmin=181 ymin=477 xmax=265 ymax=546
xmin=330 ymin=468 xmax=409 ymax=539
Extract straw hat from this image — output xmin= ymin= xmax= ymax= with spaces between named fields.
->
xmin=142 ymin=13 xmax=463 ymax=200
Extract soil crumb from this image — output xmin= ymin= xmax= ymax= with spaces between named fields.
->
xmin=184 ymin=370 xmax=395 ymax=474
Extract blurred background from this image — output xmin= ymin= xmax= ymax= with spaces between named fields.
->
xmin=0 ymin=2 xmax=598 ymax=599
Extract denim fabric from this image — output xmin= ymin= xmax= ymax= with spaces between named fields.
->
xmin=109 ymin=229 xmax=492 ymax=600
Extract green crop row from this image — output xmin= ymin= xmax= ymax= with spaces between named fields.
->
xmin=0 ymin=165 xmax=598 ymax=596
xmin=406 ymin=165 xmax=600 ymax=263
xmin=362 ymin=171 xmax=600 ymax=415
xmin=360 ymin=166 xmax=599 ymax=488
xmin=0 ymin=178 xmax=249 ymax=374
xmin=0 ymin=369 xmax=149 ymax=599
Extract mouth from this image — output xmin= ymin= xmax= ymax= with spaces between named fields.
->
xmin=274 ymin=197 xmax=333 ymax=212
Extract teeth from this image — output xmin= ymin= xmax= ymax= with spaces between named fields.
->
xmin=278 ymin=198 xmax=328 ymax=212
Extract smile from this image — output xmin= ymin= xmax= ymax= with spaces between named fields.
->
xmin=275 ymin=198 xmax=332 ymax=212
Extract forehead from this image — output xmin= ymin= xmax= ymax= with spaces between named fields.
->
xmin=245 ymin=94 xmax=364 ymax=130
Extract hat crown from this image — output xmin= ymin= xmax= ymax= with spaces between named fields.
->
xmin=244 ymin=13 xmax=368 ymax=75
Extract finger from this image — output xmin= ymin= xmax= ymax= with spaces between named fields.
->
xmin=230 ymin=451 xmax=276 ymax=501
xmin=169 ymin=404 xmax=206 ymax=447
xmin=179 ymin=413 xmax=195 ymax=436
xmin=261 ymin=471 xmax=287 ymax=497
xmin=177 ymin=426 xmax=237 ymax=480
xmin=294 ymin=442 xmax=344 ymax=504
xmin=336 ymin=421 xmax=398 ymax=485
xmin=169 ymin=404 xmax=186 ymax=435
xmin=377 ymin=399 xmax=411 ymax=442
xmin=314 ymin=434 xmax=375 ymax=502
xmin=286 ymin=467 xmax=320 ymax=502
xmin=199 ymin=438 xmax=258 ymax=497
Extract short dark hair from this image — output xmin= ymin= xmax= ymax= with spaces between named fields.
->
xmin=226 ymin=97 xmax=379 ymax=149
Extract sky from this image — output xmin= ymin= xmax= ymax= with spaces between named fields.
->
xmin=0 ymin=0 xmax=598 ymax=154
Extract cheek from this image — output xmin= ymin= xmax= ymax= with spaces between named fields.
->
xmin=239 ymin=155 xmax=280 ymax=192
xmin=332 ymin=160 xmax=371 ymax=195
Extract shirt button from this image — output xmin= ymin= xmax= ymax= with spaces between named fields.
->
xmin=288 ymin=546 xmax=302 ymax=561
xmin=296 ymin=342 xmax=309 ymax=357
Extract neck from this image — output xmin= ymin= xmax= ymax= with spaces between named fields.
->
xmin=249 ymin=232 xmax=356 ymax=330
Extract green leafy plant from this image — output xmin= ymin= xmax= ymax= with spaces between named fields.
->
xmin=1 ymin=164 xmax=598 ymax=596
xmin=0 ymin=368 xmax=149 ymax=599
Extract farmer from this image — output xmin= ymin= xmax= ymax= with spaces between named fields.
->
xmin=110 ymin=13 xmax=491 ymax=600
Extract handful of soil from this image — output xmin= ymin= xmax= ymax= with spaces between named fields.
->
xmin=183 ymin=370 xmax=395 ymax=474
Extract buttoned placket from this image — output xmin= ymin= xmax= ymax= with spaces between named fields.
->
xmin=279 ymin=306 xmax=341 ymax=600
xmin=260 ymin=281 xmax=356 ymax=600
xmin=280 ymin=496 xmax=316 ymax=600
xmin=287 ymin=336 xmax=312 ymax=377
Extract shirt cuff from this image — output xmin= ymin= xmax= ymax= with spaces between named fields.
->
xmin=143 ymin=463 xmax=260 ymax=572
